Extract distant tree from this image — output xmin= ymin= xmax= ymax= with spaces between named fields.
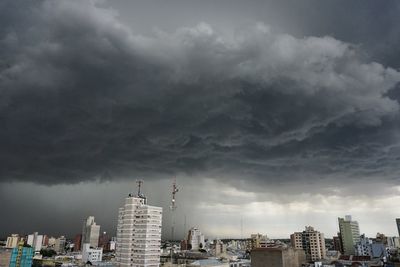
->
xmin=40 ymin=249 xmax=57 ymax=257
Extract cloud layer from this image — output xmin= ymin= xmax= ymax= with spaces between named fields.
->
xmin=1 ymin=1 xmax=400 ymax=190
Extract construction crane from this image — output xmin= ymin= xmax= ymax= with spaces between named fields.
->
xmin=170 ymin=178 xmax=179 ymax=241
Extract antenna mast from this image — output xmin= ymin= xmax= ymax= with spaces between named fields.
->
xmin=136 ymin=180 xmax=143 ymax=196
xmin=170 ymin=178 xmax=179 ymax=241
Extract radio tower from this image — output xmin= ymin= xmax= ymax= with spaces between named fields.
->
xmin=170 ymin=178 xmax=179 ymax=241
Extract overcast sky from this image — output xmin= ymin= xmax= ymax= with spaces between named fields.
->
xmin=1 ymin=0 xmax=400 ymax=240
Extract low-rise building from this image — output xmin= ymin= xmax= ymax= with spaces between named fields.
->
xmin=82 ymin=243 xmax=103 ymax=263
xmin=355 ymin=234 xmax=387 ymax=258
xmin=251 ymin=246 xmax=306 ymax=267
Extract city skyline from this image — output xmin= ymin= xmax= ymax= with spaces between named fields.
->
xmin=1 ymin=0 xmax=400 ymax=239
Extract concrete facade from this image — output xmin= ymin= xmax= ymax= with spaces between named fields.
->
xmin=6 ymin=235 xmax=20 ymax=249
xmin=9 ymin=241 xmax=34 ymax=267
xmin=251 ymin=247 xmax=306 ymax=267
xmin=187 ymin=228 xmax=205 ymax=250
xmin=82 ymin=216 xmax=100 ymax=250
xmin=290 ymin=226 xmax=326 ymax=261
xmin=116 ymin=194 xmax=162 ymax=267
xmin=82 ymin=243 xmax=103 ymax=263
xmin=27 ymin=232 xmax=43 ymax=252
xmin=338 ymin=216 xmax=360 ymax=255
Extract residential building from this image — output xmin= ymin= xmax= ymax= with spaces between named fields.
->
xmin=48 ymin=237 xmax=56 ymax=247
xmin=9 ymin=241 xmax=34 ymax=267
xmin=0 ymin=248 xmax=12 ymax=267
xmin=26 ymin=232 xmax=43 ymax=252
xmin=387 ymin=236 xmax=400 ymax=248
xmin=82 ymin=216 xmax=100 ymax=249
xmin=355 ymin=235 xmax=387 ymax=258
xmin=355 ymin=234 xmax=373 ymax=256
xmin=211 ymin=239 xmax=227 ymax=256
xmin=251 ymin=246 xmax=306 ymax=267
xmin=74 ymin=234 xmax=82 ymax=252
xmin=54 ymin=236 xmax=66 ymax=254
xmin=109 ymin=237 xmax=116 ymax=251
xmin=338 ymin=215 xmax=360 ymax=255
xmin=250 ymin=234 xmax=269 ymax=249
xmin=187 ymin=227 xmax=205 ymax=250
xmin=396 ymin=218 xmax=400 ymax=237
xmin=116 ymin=189 xmax=163 ymax=267
xmin=375 ymin=233 xmax=387 ymax=245
xmin=6 ymin=235 xmax=20 ymax=249
xmin=99 ymin=232 xmax=110 ymax=251
xmin=290 ymin=226 xmax=326 ymax=261
xmin=82 ymin=243 xmax=103 ymax=263
xmin=42 ymin=235 xmax=49 ymax=247
xmin=333 ymin=235 xmax=342 ymax=252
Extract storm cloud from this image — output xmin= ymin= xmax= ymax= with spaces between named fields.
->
xmin=1 ymin=0 xmax=400 ymax=238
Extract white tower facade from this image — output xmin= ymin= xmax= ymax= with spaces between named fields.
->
xmin=82 ymin=216 xmax=101 ymax=250
xmin=187 ymin=227 xmax=205 ymax=250
xmin=116 ymin=194 xmax=162 ymax=267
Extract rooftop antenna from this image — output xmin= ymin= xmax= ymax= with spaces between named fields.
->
xmin=241 ymin=216 xmax=243 ymax=239
xmin=170 ymin=178 xmax=179 ymax=241
xmin=136 ymin=180 xmax=143 ymax=195
xmin=184 ymin=214 xmax=187 ymax=240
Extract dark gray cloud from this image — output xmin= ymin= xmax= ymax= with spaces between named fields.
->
xmin=1 ymin=0 xmax=400 ymax=239
xmin=1 ymin=0 xmax=400 ymax=188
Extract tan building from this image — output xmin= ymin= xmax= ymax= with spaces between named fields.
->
xmin=0 ymin=248 xmax=12 ymax=267
xmin=6 ymin=234 xmax=20 ymax=248
xmin=248 ymin=233 xmax=269 ymax=250
xmin=251 ymin=247 xmax=306 ymax=267
xmin=290 ymin=226 xmax=326 ymax=261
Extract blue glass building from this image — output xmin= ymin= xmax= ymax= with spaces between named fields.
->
xmin=9 ymin=242 xmax=34 ymax=267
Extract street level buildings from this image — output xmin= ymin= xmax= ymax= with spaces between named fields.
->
xmin=290 ymin=226 xmax=326 ymax=261
xmin=338 ymin=215 xmax=360 ymax=255
xmin=116 ymin=191 xmax=163 ymax=267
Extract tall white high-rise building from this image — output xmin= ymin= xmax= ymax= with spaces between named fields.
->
xmin=27 ymin=232 xmax=44 ymax=252
xmin=82 ymin=216 xmax=101 ymax=250
xmin=116 ymin=190 xmax=163 ymax=267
